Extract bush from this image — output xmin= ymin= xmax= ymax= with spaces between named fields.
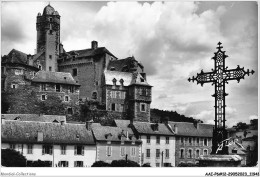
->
xmin=27 ymin=160 xmax=52 ymax=167
xmin=91 ymin=161 xmax=111 ymax=167
xmin=141 ymin=163 xmax=151 ymax=167
xmin=1 ymin=149 xmax=26 ymax=167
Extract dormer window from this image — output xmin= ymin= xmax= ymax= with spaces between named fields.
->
xmin=112 ymin=78 xmax=117 ymax=89
xmin=140 ymin=78 xmax=145 ymax=82
xmin=119 ymin=79 xmax=124 ymax=89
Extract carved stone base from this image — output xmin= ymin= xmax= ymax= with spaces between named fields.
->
xmin=198 ymin=155 xmax=242 ymax=167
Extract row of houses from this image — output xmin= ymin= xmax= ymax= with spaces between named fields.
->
xmin=1 ymin=114 xmax=214 ymax=167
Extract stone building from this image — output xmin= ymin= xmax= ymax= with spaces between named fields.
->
xmin=114 ymin=119 xmax=175 ymax=167
xmin=167 ymin=121 xmax=213 ymax=166
xmin=1 ymin=119 xmax=96 ymax=167
xmin=90 ymin=122 xmax=142 ymax=165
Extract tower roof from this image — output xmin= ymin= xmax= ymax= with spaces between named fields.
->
xmin=43 ymin=4 xmax=57 ymax=15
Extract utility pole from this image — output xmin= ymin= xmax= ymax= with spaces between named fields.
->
xmin=125 ymin=154 xmax=128 ymax=162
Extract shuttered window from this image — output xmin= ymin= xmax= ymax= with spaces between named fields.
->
xmin=74 ymin=145 xmax=84 ymax=156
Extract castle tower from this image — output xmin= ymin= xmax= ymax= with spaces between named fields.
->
xmin=36 ymin=4 xmax=60 ymax=72
xmin=128 ymin=73 xmax=152 ymax=122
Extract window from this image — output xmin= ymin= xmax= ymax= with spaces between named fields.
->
xmin=232 ymin=149 xmax=237 ymax=154
xmin=120 ymin=146 xmax=126 ymax=156
xmin=11 ymin=84 xmax=17 ymax=89
xmin=74 ymin=161 xmax=83 ymax=167
xmin=141 ymin=88 xmax=146 ymax=96
xmin=61 ymin=145 xmax=66 ymax=155
xmin=156 ymin=149 xmax=160 ymax=158
xmin=204 ymin=138 xmax=208 ymax=146
xmin=111 ymin=91 xmax=115 ymax=98
xmin=107 ymin=146 xmax=112 ymax=156
xmin=56 ymin=84 xmax=61 ymax=92
xmin=67 ymin=107 xmax=73 ymax=115
xmin=140 ymin=103 xmax=146 ymax=112
xmin=181 ymin=137 xmax=184 ymax=144
xmin=38 ymin=64 xmax=42 ymax=70
xmin=50 ymin=17 xmax=53 ymax=22
xmin=69 ymin=86 xmax=74 ymax=93
xmin=49 ymin=66 xmax=52 ymax=71
xmin=156 ymin=136 xmax=160 ymax=144
xmin=41 ymin=94 xmax=47 ymax=101
xmin=49 ymin=55 xmax=52 ymax=59
xmin=15 ymin=69 xmax=23 ymax=75
xmin=197 ymin=137 xmax=200 ymax=145
xmin=196 ymin=149 xmax=200 ymax=158
xmin=140 ymin=78 xmax=145 ymax=82
xmin=58 ymin=161 xmax=68 ymax=167
xmin=112 ymin=78 xmax=117 ymax=89
xmin=64 ymin=96 xmax=69 ymax=102
xmin=27 ymin=144 xmax=33 ymax=154
xmin=165 ymin=149 xmax=169 ymax=159
xmin=166 ymin=137 xmax=169 ymax=144
xmin=41 ymin=84 xmax=46 ymax=91
xmin=131 ymin=147 xmax=136 ymax=157
xmin=203 ymin=149 xmax=208 ymax=155
xmin=146 ymin=149 xmax=150 ymax=158
xmin=120 ymin=104 xmax=124 ymax=112
xmin=147 ymin=135 xmax=150 ymax=144
xmin=180 ymin=149 xmax=184 ymax=158
xmin=188 ymin=149 xmax=192 ymax=158
xmin=74 ymin=145 xmax=84 ymax=156
xmin=111 ymin=103 xmax=116 ymax=111
xmin=92 ymin=92 xmax=97 ymax=100
xmin=156 ymin=163 xmax=160 ymax=167
xmin=121 ymin=92 xmax=126 ymax=99
xmin=10 ymin=144 xmax=15 ymax=150
xmin=49 ymin=30 xmax=53 ymax=34
xmin=42 ymin=145 xmax=53 ymax=155
xmin=72 ymin=68 xmax=78 ymax=76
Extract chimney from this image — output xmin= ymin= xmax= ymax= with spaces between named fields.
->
xmin=91 ymin=41 xmax=98 ymax=49
xmin=61 ymin=121 xmax=65 ymax=126
xmin=86 ymin=120 xmax=93 ymax=130
xmin=174 ymin=125 xmax=178 ymax=134
xmin=1 ymin=115 xmax=5 ymax=125
xmin=194 ymin=121 xmax=198 ymax=129
xmin=126 ymin=131 xmax=129 ymax=140
xmin=140 ymin=73 xmax=146 ymax=80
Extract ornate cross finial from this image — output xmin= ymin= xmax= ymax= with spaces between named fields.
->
xmin=217 ymin=41 xmax=223 ymax=50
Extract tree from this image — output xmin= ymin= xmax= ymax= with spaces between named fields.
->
xmin=91 ymin=161 xmax=111 ymax=167
xmin=27 ymin=160 xmax=52 ymax=167
xmin=141 ymin=163 xmax=151 ymax=167
xmin=1 ymin=149 xmax=26 ymax=167
xmin=110 ymin=160 xmax=140 ymax=167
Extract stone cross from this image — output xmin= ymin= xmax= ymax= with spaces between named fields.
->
xmin=188 ymin=42 xmax=254 ymax=154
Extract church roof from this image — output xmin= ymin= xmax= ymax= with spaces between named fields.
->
xmin=104 ymin=70 xmax=133 ymax=86
xmin=1 ymin=120 xmax=95 ymax=145
xmin=168 ymin=121 xmax=213 ymax=137
xmin=43 ymin=4 xmax=58 ymax=15
xmin=63 ymin=47 xmax=117 ymax=59
xmin=2 ymin=114 xmax=66 ymax=123
xmin=32 ymin=71 xmax=80 ymax=85
xmin=2 ymin=49 xmax=28 ymax=65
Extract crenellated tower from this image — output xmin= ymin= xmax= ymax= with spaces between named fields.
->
xmin=36 ymin=4 xmax=60 ymax=72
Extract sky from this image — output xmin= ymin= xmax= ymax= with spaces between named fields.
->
xmin=1 ymin=1 xmax=258 ymax=127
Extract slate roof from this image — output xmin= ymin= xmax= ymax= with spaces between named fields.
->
xmin=2 ymin=49 xmax=28 ymax=65
xmin=114 ymin=120 xmax=174 ymax=136
xmin=42 ymin=4 xmax=59 ymax=15
xmin=32 ymin=71 xmax=79 ymax=85
xmin=113 ymin=120 xmax=134 ymax=134
xmin=168 ymin=121 xmax=213 ymax=137
xmin=1 ymin=120 xmax=95 ymax=145
xmin=91 ymin=125 xmax=140 ymax=143
xmin=107 ymin=57 xmax=141 ymax=71
xmin=130 ymin=72 xmax=151 ymax=87
xmin=62 ymin=47 xmax=117 ymax=59
xmin=2 ymin=114 xmax=66 ymax=123
xmin=104 ymin=70 xmax=133 ymax=86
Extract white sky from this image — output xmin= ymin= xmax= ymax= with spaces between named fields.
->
xmin=1 ymin=1 xmax=258 ymax=127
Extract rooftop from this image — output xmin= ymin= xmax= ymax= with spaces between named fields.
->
xmin=2 ymin=49 xmax=28 ymax=65
xmin=2 ymin=120 xmax=95 ymax=145
xmin=32 ymin=71 xmax=80 ymax=85
xmin=108 ymin=57 xmax=143 ymax=72
xmin=2 ymin=114 xmax=66 ymax=123
xmin=104 ymin=70 xmax=133 ymax=86
xmin=168 ymin=121 xmax=213 ymax=137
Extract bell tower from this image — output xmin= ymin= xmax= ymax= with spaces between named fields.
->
xmin=36 ymin=4 xmax=60 ymax=71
